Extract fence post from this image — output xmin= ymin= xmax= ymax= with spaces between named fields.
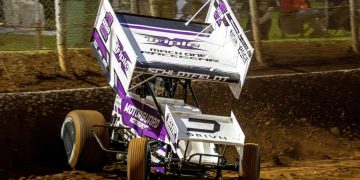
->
xmin=130 ymin=0 xmax=140 ymax=14
xmin=149 ymin=0 xmax=161 ymax=16
xmin=136 ymin=0 xmax=140 ymax=14
xmin=55 ymin=0 xmax=67 ymax=72
xmin=112 ymin=0 xmax=120 ymax=11
xmin=324 ymin=0 xmax=329 ymax=29
xmin=249 ymin=0 xmax=266 ymax=66
xmin=349 ymin=0 xmax=359 ymax=54
xmin=35 ymin=0 xmax=43 ymax=49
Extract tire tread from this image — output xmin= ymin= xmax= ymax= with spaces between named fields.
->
xmin=127 ymin=138 xmax=149 ymax=180
xmin=241 ymin=143 xmax=260 ymax=180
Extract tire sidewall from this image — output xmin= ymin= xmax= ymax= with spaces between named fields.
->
xmin=60 ymin=112 xmax=82 ymax=168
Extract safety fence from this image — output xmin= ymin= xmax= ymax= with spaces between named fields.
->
xmin=0 ymin=0 xmax=358 ymax=61
xmin=0 ymin=0 xmax=57 ymax=50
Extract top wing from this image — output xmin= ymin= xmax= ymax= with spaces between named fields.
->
xmin=91 ymin=0 xmax=253 ymax=99
xmin=116 ymin=13 xmax=242 ymax=83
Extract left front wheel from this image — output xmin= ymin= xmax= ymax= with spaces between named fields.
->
xmin=127 ymin=138 xmax=150 ymax=180
xmin=60 ymin=110 xmax=109 ymax=169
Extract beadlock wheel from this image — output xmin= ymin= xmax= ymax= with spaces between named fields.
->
xmin=60 ymin=110 xmax=109 ymax=169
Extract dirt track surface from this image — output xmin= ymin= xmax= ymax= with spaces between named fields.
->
xmin=4 ymin=157 xmax=360 ymax=179
xmin=1 ymin=41 xmax=360 ymax=179
xmin=260 ymin=158 xmax=360 ymax=180
xmin=0 ymin=41 xmax=359 ymax=93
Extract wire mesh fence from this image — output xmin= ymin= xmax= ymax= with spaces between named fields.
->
xmin=240 ymin=0 xmax=359 ymax=40
xmin=0 ymin=0 xmax=56 ymax=50
xmin=0 ymin=0 xmax=358 ymax=53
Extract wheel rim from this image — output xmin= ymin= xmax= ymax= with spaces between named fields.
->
xmin=62 ymin=117 xmax=76 ymax=161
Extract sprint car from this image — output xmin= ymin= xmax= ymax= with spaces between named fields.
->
xmin=60 ymin=0 xmax=259 ymax=179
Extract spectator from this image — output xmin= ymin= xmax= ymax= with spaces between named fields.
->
xmin=279 ymin=0 xmax=327 ymax=37
xmin=246 ymin=0 xmax=274 ymax=40
xmin=328 ymin=0 xmax=351 ymax=31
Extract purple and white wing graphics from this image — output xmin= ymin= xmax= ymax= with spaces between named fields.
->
xmin=205 ymin=0 xmax=254 ymax=98
xmin=121 ymin=21 xmax=242 ymax=83
xmin=91 ymin=0 xmax=137 ymax=99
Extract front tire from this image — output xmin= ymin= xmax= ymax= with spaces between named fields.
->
xmin=60 ymin=110 xmax=109 ymax=170
xmin=241 ymin=143 xmax=260 ymax=180
xmin=127 ymin=138 xmax=150 ymax=180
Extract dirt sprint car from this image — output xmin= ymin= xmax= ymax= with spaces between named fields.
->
xmin=60 ymin=0 xmax=259 ymax=179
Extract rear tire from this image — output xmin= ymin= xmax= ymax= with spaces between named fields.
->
xmin=241 ymin=143 xmax=260 ymax=180
xmin=127 ymin=138 xmax=150 ymax=180
xmin=60 ymin=110 xmax=109 ymax=170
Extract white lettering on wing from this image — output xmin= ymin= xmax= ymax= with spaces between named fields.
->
xmin=186 ymin=132 xmax=228 ymax=141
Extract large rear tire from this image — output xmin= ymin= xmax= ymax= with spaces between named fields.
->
xmin=127 ymin=138 xmax=150 ymax=180
xmin=241 ymin=143 xmax=260 ymax=180
xmin=60 ymin=110 xmax=109 ymax=170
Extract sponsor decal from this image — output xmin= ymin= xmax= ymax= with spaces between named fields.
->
xmin=141 ymin=34 xmax=202 ymax=50
xmin=164 ymin=106 xmax=178 ymax=152
xmin=141 ymin=48 xmax=218 ymax=63
xmin=114 ymin=71 xmax=126 ymax=99
xmin=187 ymin=118 xmax=220 ymax=133
xmin=129 ymin=117 xmax=149 ymax=129
xmin=186 ymin=132 xmax=228 ymax=141
xmin=213 ymin=0 xmax=229 ymax=27
xmin=120 ymin=96 xmax=167 ymax=141
xmin=114 ymin=36 xmax=132 ymax=77
xmin=164 ymin=113 xmax=178 ymax=144
xmin=123 ymin=103 xmax=161 ymax=129
xmin=100 ymin=12 xmax=113 ymax=42
xmin=148 ymin=68 xmax=230 ymax=82
xmin=92 ymin=29 xmax=110 ymax=72
xmin=184 ymin=117 xmax=236 ymax=142
xmin=226 ymin=13 xmax=240 ymax=37
xmin=237 ymin=45 xmax=249 ymax=64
